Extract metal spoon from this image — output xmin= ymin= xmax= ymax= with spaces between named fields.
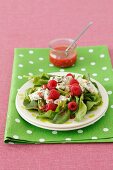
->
xmin=65 ymin=21 xmax=93 ymax=56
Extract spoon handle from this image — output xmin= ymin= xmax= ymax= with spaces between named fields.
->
xmin=66 ymin=21 xmax=93 ymax=52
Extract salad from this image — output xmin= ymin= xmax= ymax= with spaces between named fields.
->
xmin=23 ymin=73 xmax=102 ymax=124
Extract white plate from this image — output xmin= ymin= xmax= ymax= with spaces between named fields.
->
xmin=16 ymin=72 xmax=109 ymax=131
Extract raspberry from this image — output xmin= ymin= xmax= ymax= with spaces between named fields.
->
xmin=68 ymin=101 xmax=78 ymax=111
xmin=66 ymin=73 xmax=74 ymax=78
xmin=70 ymin=85 xmax=82 ymax=96
xmin=48 ymin=89 xmax=60 ymax=100
xmin=70 ymin=78 xmax=79 ymax=85
xmin=47 ymin=80 xmax=57 ymax=90
xmin=46 ymin=103 xmax=57 ymax=111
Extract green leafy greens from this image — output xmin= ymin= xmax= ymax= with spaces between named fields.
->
xmin=23 ymin=73 xmax=102 ymax=124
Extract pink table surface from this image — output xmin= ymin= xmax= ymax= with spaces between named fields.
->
xmin=1 ymin=0 xmax=113 ymax=169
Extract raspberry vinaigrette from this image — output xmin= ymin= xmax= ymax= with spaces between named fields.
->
xmin=49 ymin=39 xmax=77 ymax=68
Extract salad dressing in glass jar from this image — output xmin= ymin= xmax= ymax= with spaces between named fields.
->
xmin=49 ymin=39 xmax=77 ymax=68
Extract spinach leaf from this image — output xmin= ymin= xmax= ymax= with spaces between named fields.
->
xmin=24 ymin=73 xmax=50 ymax=86
xmin=37 ymin=99 xmax=45 ymax=109
xmin=41 ymin=73 xmax=50 ymax=80
xmin=83 ymin=74 xmax=90 ymax=81
xmin=25 ymin=87 xmax=36 ymax=96
xmin=75 ymin=96 xmax=79 ymax=104
xmin=23 ymin=87 xmax=36 ymax=106
xmin=37 ymin=110 xmax=56 ymax=119
xmin=75 ymin=94 xmax=87 ymax=121
xmin=83 ymin=89 xmax=102 ymax=111
xmin=86 ymin=94 xmax=102 ymax=111
xmin=55 ymin=101 xmax=67 ymax=112
xmin=33 ymin=78 xmax=48 ymax=86
xmin=52 ymin=110 xmax=70 ymax=124
xmin=24 ymin=100 xmax=38 ymax=110
xmin=23 ymin=98 xmax=30 ymax=106
xmin=58 ymin=89 xmax=69 ymax=96
xmin=50 ymin=101 xmax=70 ymax=124
xmin=33 ymin=73 xmax=50 ymax=86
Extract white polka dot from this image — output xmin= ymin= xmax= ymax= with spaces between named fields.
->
xmin=26 ymin=130 xmax=32 ymax=134
xmin=81 ymin=68 xmax=86 ymax=71
xmin=52 ymin=130 xmax=58 ymax=134
xmin=102 ymin=67 xmax=107 ymax=70
xmin=29 ymin=50 xmax=34 ymax=54
xmin=18 ymin=64 xmax=23 ymax=68
xmin=15 ymin=118 xmax=20 ymax=123
xmin=92 ymin=73 xmax=97 ymax=77
xmin=39 ymin=68 xmax=44 ymax=72
xmin=28 ymin=73 xmax=33 ymax=76
xmin=13 ymin=135 xmax=19 ymax=139
xmin=60 ymin=69 xmax=65 ymax=72
xmin=8 ymin=142 xmax=14 ymax=144
xmin=39 ymin=57 xmax=44 ymax=61
xmin=18 ymin=76 xmax=23 ymax=79
xmin=88 ymin=49 xmax=93 ymax=53
xmin=91 ymin=136 xmax=98 ymax=140
xmin=100 ymin=54 xmax=105 ymax=58
xmin=72 ymin=64 xmax=75 ymax=67
xmin=49 ymin=64 xmax=54 ymax=67
xmin=104 ymin=78 xmax=109 ymax=81
xmin=90 ymin=62 xmax=96 ymax=66
xmin=65 ymin=138 xmax=71 ymax=141
xmin=29 ymin=61 xmax=34 ymax=64
xmin=103 ymin=128 xmax=109 ymax=132
xmin=79 ymin=57 xmax=84 ymax=60
xmin=19 ymin=54 xmax=24 ymax=57
xmin=39 ymin=138 xmax=45 ymax=142
xmin=107 ymin=91 xmax=112 ymax=95
xmin=110 ymin=105 xmax=113 ymax=108
xmin=77 ymin=129 xmax=83 ymax=134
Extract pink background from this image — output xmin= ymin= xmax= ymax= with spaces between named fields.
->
xmin=1 ymin=0 xmax=113 ymax=169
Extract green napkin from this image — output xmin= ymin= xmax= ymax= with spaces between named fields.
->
xmin=4 ymin=46 xmax=113 ymax=144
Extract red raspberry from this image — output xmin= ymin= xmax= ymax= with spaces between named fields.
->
xmin=66 ymin=73 xmax=74 ymax=78
xmin=68 ymin=101 xmax=78 ymax=111
xmin=70 ymin=78 xmax=79 ymax=85
xmin=48 ymin=89 xmax=60 ymax=100
xmin=47 ymin=80 xmax=57 ymax=90
xmin=70 ymin=85 xmax=82 ymax=96
xmin=46 ymin=103 xmax=57 ymax=111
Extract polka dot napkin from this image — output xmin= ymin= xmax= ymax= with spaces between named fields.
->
xmin=4 ymin=46 xmax=113 ymax=144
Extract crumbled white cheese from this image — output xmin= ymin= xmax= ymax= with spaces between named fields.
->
xmin=56 ymin=82 xmax=66 ymax=90
xmin=77 ymin=77 xmax=98 ymax=94
xmin=43 ymin=89 xmax=49 ymax=100
xmin=29 ymin=88 xmax=49 ymax=101
xmin=49 ymin=76 xmax=63 ymax=82
xmin=63 ymin=76 xmax=72 ymax=85
xmin=54 ymin=95 xmax=70 ymax=104
xmin=29 ymin=91 xmax=42 ymax=101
